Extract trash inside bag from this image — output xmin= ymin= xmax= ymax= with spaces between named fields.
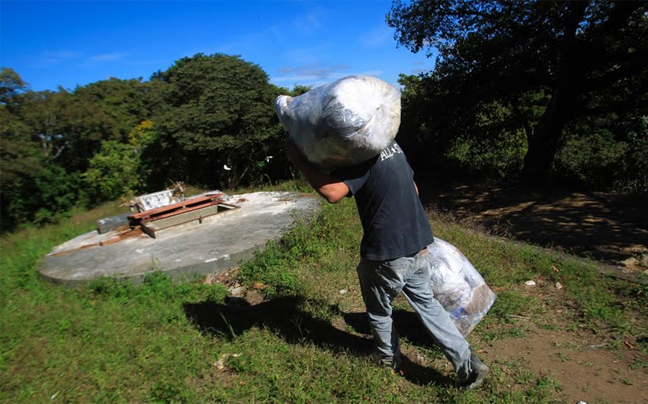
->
xmin=275 ymin=75 xmax=401 ymax=172
xmin=424 ymin=238 xmax=497 ymax=337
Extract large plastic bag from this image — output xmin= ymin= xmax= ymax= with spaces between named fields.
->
xmin=424 ymin=238 xmax=497 ymax=337
xmin=275 ymin=75 xmax=401 ymax=172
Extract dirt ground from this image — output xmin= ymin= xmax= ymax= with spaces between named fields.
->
xmin=484 ymin=321 xmax=648 ymax=403
xmin=419 ymin=182 xmax=648 ymax=277
xmin=419 ymin=182 xmax=648 ymax=403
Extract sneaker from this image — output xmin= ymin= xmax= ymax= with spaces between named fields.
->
xmin=458 ymin=350 xmax=489 ymax=390
xmin=373 ymin=353 xmax=402 ymax=373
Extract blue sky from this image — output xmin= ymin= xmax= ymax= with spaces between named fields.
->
xmin=1 ymin=0 xmax=434 ymax=92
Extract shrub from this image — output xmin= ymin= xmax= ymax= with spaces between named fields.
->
xmin=82 ymin=140 xmax=142 ymax=206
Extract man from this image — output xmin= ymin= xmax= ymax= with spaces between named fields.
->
xmin=285 ymin=138 xmax=489 ymax=390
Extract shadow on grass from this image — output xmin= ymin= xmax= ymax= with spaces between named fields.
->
xmin=183 ymin=295 xmax=454 ymax=387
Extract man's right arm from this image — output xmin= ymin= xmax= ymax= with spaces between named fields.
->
xmin=285 ymin=139 xmax=349 ymax=204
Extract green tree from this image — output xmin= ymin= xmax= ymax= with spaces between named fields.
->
xmin=554 ymin=113 xmax=648 ymax=193
xmin=152 ymin=53 xmax=286 ymax=189
xmin=82 ymin=140 xmax=141 ymax=206
xmin=388 ymin=0 xmax=648 ymax=183
xmin=0 ymin=70 xmax=39 ymax=188
xmin=13 ymin=88 xmax=120 ymax=173
xmin=0 ymin=67 xmax=28 ymax=107
xmin=0 ymin=69 xmax=41 ymax=230
xmin=128 ymin=120 xmax=157 ymax=150
xmin=396 ymin=73 xmax=528 ymax=181
xmin=0 ymin=69 xmax=129 ymax=229
xmin=73 ymin=77 xmax=151 ymax=141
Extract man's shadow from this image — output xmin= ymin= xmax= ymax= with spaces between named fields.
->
xmin=183 ymin=295 xmax=454 ymax=387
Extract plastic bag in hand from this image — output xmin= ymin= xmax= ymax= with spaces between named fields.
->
xmin=424 ymin=238 xmax=497 ymax=336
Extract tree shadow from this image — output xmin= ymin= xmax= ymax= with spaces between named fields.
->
xmin=418 ymin=181 xmax=648 ymax=270
xmin=183 ymin=295 xmax=454 ymax=387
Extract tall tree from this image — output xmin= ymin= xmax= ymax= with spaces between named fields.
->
xmin=16 ymin=89 xmax=117 ymax=172
xmin=0 ymin=67 xmax=28 ymax=108
xmin=73 ymin=77 xmax=150 ymax=141
xmin=0 ymin=70 xmax=82 ymax=229
xmin=152 ymin=53 xmax=285 ymax=188
xmin=0 ymin=69 xmax=37 ymax=185
xmin=388 ymin=0 xmax=648 ymax=183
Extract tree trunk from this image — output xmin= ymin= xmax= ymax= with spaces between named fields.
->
xmin=521 ymin=1 xmax=589 ymax=185
xmin=521 ymin=89 xmax=569 ymax=184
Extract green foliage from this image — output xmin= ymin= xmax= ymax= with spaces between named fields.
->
xmin=239 ymin=239 xmax=300 ymax=298
xmin=31 ymin=164 xmax=81 ymax=223
xmin=398 ymin=75 xmax=528 ymax=182
xmin=2 ymin=164 xmax=81 ymax=228
xmin=555 ymin=129 xmax=627 ymax=190
xmin=238 ymin=214 xmax=328 ymax=297
xmin=389 ymin=1 xmax=648 ymax=184
xmin=554 ymin=114 xmax=648 ymax=192
xmin=128 ymin=119 xmax=157 ymax=150
xmin=613 ymin=115 xmax=648 ymax=193
xmin=290 ymin=84 xmax=312 ymax=96
xmin=0 ymin=107 xmax=39 ymax=185
xmin=82 ymin=140 xmax=141 ymax=206
xmin=0 ymin=71 xmax=155 ymax=230
xmin=73 ymin=77 xmax=150 ymax=142
xmin=151 ymin=53 xmax=288 ymax=189
xmin=0 ymin=104 xmax=44 ymax=230
xmin=445 ymin=103 xmax=527 ymax=179
xmin=0 ymin=67 xmax=28 ymax=105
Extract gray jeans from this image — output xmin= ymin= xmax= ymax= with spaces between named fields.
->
xmin=356 ymin=250 xmax=471 ymax=374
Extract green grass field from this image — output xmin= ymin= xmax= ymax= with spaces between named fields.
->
xmin=1 ymin=182 xmax=647 ymax=403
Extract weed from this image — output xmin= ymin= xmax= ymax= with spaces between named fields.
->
xmin=148 ymin=380 xmax=195 ymax=404
xmin=630 ymin=357 xmax=648 ymax=370
xmin=514 ymin=368 xmax=535 ymax=384
xmin=557 ymin=352 xmax=571 ymax=362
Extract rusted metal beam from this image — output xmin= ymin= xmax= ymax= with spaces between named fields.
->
xmin=129 ymin=193 xmax=224 ymax=224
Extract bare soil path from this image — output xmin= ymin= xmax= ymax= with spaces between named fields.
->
xmin=418 ymin=182 xmax=648 ymax=403
xmin=419 ymin=182 xmax=648 ymax=276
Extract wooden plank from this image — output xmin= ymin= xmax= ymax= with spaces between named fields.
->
xmin=129 ymin=195 xmax=215 ymax=219
xmin=141 ymin=203 xmax=239 ymax=238
xmin=149 ymin=200 xmax=222 ymax=221
xmin=129 ymin=194 xmax=223 ymax=222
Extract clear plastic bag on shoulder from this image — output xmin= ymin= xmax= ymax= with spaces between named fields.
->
xmin=275 ymin=75 xmax=401 ymax=172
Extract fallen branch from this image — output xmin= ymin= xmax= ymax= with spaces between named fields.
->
xmin=506 ymin=314 xmax=531 ymax=320
xmin=589 ymin=343 xmax=609 ymax=349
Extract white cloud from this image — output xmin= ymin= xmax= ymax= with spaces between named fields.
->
xmin=272 ymin=63 xmax=347 ymax=83
xmin=88 ymin=52 xmax=128 ymax=63
xmin=270 ymin=64 xmax=385 ymax=89
xmin=34 ymin=50 xmax=82 ymax=66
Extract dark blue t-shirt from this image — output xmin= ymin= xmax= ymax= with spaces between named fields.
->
xmin=335 ymin=142 xmax=434 ymax=261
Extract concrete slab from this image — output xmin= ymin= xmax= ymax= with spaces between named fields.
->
xmin=39 ymin=192 xmax=321 ymax=286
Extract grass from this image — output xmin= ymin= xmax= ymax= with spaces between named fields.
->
xmin=1 ymin=181 xmax=647 ymax=403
